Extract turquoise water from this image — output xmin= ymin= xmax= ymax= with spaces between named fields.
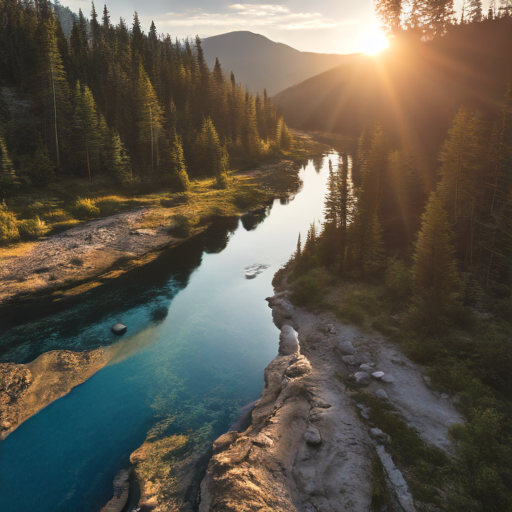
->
xmin=0 ymin=152 xmax=342 ymax=511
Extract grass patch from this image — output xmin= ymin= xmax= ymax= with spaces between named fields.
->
xmin=352 ymin=391 xmax=452 ymax=508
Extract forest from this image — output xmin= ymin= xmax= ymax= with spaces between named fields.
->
xmin=0 ymin=0 xmax=291 ymax=243
xmin=280 ymin=3 xmax=512 ymax=510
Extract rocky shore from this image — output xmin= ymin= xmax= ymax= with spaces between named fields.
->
xmin=0 ymin=347 xmax=113 ymax=439
xmin=125 ymin=289 xmax=462 ymax=511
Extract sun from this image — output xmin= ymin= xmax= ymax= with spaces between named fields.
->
xmin=361 ymin=25 xmax=389 ymax=56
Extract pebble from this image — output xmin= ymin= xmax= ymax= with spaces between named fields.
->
xmin=375 ymin=389 xmax=389 ymax=399
xmin=342 ymin=355 xmax=357 ymax=366
xmin=338 ymin=341 xmax=356 ymax=355
xmin=381 ymin=374 xmax=395 ymax=384
xmin=372 ymin=371 xmax=385 ymax=379
xmin=359 ymin=363 xmax=374 ymax=372
xmin=354 ymin=372 xmax=372 ymax=386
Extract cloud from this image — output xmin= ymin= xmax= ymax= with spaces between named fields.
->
xmin=157 ymin=3 xmax=354 ymax=31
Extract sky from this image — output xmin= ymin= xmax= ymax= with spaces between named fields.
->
xmin=59 ymin=0 xmax=481 ymax=54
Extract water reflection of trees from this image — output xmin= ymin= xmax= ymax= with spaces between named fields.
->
xmin=0 ymin=219 xmax=246 ymax=363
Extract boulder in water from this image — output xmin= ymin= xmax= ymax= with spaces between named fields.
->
xmin=112 ymin=323 xmax=127 ymax=335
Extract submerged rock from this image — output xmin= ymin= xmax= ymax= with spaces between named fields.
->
xmin=112 ymin=323 xmax=127 ymax=335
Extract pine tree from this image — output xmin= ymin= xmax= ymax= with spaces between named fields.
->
xmin=73 ymin=81 xmax=102 ymax=182
xmin=30 ymin=139 xmax=56 ymax=186
xmin=412 ymin=193 xmax=462 ymax=307
xmin=199 ymin=118 xmax=229 ymax=187
xmin=35 ymin=11 xmax=72 ymax=168
xmin=438 ymin=106 xmax=484 ymax=261
xmin=324 ymin=159 xmax=339 ymax=224
xmin=170 ymin=132 xmax=189 ymax=191
xmin=0 ymin=135 xmax=19 ymax=199
xmin=106 ymin=129 xmax=133 ymax=186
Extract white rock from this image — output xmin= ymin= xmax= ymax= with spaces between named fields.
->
xmin=372 ymin=371 xmax=385 ymax=379
xmin=112 ymin=323 xmax=127 ymax=335
xmin=382 ymin=374 xmax=395 ymax=384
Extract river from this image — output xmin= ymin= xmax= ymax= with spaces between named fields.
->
xmin=0 ymin=150 xmax=351 ymax=511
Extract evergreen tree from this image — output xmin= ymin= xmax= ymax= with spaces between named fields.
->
xmin=30 ymin=139 xmax=56 ymax=186
xmin=199 ymin=118 xmax=229 ymax=187
xmin=0 ymin=135 xmax=19 ymax=199
xmin=412 ymin=193 xmax=462 ymax=307
xmin=170 ymin=133 xmax=189 ymax=191
xmin=324 ymin=159 xmax=339 ymax=224
xmin=106 ymin=128 xmax=133 ymax=186
xmin=73 ymin=81 xmax=102 ymax=181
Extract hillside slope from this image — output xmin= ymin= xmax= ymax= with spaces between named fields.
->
xmin=202 ymin=31 xmax=356 ymax=96
xmin=273 ymin=17 xmax=512 ymax=160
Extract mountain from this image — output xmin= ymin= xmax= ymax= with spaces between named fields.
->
xmin=273 ymin=17 xmax=512 ymax=163
xmin=202 ymin=31 xmax=355 ymax=96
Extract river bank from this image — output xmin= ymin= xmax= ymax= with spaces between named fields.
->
xmin=125 ymin=277 xmax=463 ymax=512
xmin=0 ymin=134 xmax=328 ymax=313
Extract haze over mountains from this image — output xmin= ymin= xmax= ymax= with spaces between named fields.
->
xmin=273 ymin=17 xmax=512 ymax=168
xmin=202 ymin=31 xmax=355 ymax=96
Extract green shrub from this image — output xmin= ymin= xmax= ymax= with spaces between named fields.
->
xmin=291 ymin=274 xmax=323 ymax=307
xmin=167 ymin=214 xmax=191 ymax=238
xmin=231 ymin=186 xmax=267 ymax=210
xmin=18 ymin=216 xmax=49 ymax=239
xmin=385 ymin=259 xmax=412 ymax=301
xmin=0 ymin=203 xmax=19 ymax=243
xmin=72 ymin=197 xmax=100 ymax=219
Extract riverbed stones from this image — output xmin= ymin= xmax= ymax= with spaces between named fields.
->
xmin=279 ymin=325 xmax=299 ymax=356
xmin=359 ymin=363 xmax=374 ymax=372
xmin=354 ymin=372 xmax=372 ymax=386
xmin=375 ymin=389 xmax=389 ymax=400
xmin=382 ymin=374 xmax=395 ymax=384
xmin=112 ymin=323 xmax=127 ymax=335
xmin=341 ymin=355 xmax=357 ymax=366
xmin=338 ymin=340 xmax=355 ymax=355
xmin=372 ymin=371 xmax=385 ymax=379
xmin=304 ymin=425 xmax=322 ymax=446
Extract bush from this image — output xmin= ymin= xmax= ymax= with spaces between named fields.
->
xmin=167 ymin=214 xmax=192 ymax=238
xmin=18 ymin=216 xmax=49 ymax=239
xmin=385 ymin=259 xmax=412 ymax=301
xmin=0 ymin=203 xmax=20 ymax=243
xmin=72 ymin=197 xmax=100 ymax=219
xmin=291 ymin=274 xmax=323 ymax=307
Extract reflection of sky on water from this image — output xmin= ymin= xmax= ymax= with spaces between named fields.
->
xmin=0 ymin=150 xmax=350 ymax=511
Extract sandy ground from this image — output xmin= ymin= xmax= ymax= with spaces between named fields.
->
xmin=0 ymin=209 xmax=184 ymax=305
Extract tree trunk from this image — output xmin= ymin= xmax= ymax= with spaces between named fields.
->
xmin=50 ymin=61 xmax=60 ymax=168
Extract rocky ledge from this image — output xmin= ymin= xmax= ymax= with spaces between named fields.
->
xmin=198 ymin=292 xmax=463 ymax=512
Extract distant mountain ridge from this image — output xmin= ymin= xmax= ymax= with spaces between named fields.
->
xmin=273 ymin=17 xmax=512 ymax=164
xmin=202 ymin=31 xmax=356 ymax=96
